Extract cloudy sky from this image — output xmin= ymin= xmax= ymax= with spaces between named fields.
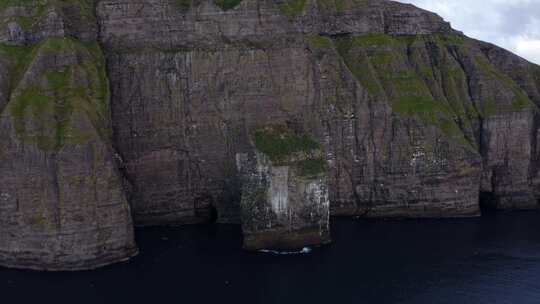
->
xmin=395 ymin=0 xmax=540 ymax=64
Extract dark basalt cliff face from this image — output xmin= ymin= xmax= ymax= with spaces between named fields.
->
xmin=0 ymin=0 xmax=539 ymax=270
xmin=0 ymin=0 xmax=137 ymax=270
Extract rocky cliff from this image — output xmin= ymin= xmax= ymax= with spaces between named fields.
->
xmin=0 ymin=0 xmax=539 ymax=270
xmin=0 ymin=0 xmax=137 ymax=270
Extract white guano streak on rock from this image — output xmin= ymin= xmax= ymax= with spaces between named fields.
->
xmin=306 ymin=179 xmax=330 ymax=233
xmin=268 ymin=166 xmax=289 ymax=214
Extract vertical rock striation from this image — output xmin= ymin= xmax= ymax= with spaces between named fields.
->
xmin=95 ymin=0 xmax=502 ymax=224
xmin=0 ymin=1 xmax=137 ymax=271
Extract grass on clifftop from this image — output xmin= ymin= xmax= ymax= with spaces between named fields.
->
xmin=254 ymin=126 xmax=325 ymax=177
xmin=278 ymin=0 xmax=307 ymax=17
xmin=0 ymin=43 xmax=37 ymax=89
xmin=296 ymin=158 xmax=326 ymax=178
xmin=307 ymin=35 xmax=334 ymax=50
xmin=435 ymin=33 xmax=467 ymax=46
xmin=254 ymin=126 xmax=320 ymax=162
xmin=214 ymin=0 xmax=242 ymax=10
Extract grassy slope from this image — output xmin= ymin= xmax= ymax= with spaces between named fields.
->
xmin=0 ymin=0 xmax=111 ymax=151
xmin=309 ymin=33 xmax=537 ymax=150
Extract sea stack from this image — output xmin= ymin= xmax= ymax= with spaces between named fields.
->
xmin=238 ymin=126 xmax=331 ymax=250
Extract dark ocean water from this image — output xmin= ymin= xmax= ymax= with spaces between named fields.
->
xmin=2 ymin=211 xmax=540 ymax=304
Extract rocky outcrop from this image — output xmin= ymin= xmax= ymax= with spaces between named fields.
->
xmin=0 ymin=1 xmax=137 ymax=271
xmin=238 ymin=126 xmax=330 ymax=250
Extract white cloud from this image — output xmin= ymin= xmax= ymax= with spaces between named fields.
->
xmin=395 ymin=0 xmax=540 ymax=64
xmin=514 ymin=37 xmax=540 ymax=64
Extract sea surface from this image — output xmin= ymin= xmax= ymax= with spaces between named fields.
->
xmin=2 ymin=211 xmax=540 ymax=304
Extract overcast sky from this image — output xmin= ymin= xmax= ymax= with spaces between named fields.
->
xmin=395 ymin=0 xmax=540 ymax=64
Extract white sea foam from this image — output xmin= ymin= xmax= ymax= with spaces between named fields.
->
xmin=259 ymin=247 xmax=312 ymax=255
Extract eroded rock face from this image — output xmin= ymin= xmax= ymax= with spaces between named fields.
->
xmin=0 ymin=1 xmax=137 ymax=271
xmin=237 ymin=127 xmax=330 ymax=250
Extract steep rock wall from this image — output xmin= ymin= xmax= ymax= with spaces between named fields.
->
xmin=97 ymin=0 xmax=532 ymax=225
xmin=0 ymin=0 xmax=137 ymax=271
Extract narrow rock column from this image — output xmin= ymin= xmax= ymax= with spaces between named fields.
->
xmin=237 ymin=126 xmax=331 ymax=250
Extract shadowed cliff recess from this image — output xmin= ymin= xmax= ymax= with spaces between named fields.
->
xmin=0 ymin=0 xmax=539 ymax=270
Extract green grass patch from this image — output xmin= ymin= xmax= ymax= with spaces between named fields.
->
xmin=214 ymin=0 xmax=242 ymax=10
xmin=296 ymin=158 xmax=326 ymax=178
xmin=334 ymin=37 xmax=386 ymax=96
xmin=0 ymin=1 xmax=45 ymax=30
xmin=348 ymin=34 xmax=396 ymax=47
xmin=46 ymin=68 xmax=70 ymax=90
xmin=395 ymin=35 xmax=421 ymax=46
xmin=0 ymin=0 xmax=40 ymax=11
xmin=333 ymin=33 xmax=474 ymax=149
xmin=392 ymin=95 xmax=446 ymax=116
xmin=6 ymin=37 xmax=112 ymax=150
xmin=174 ymin=0 xmax=194 ymax=12
xmin=370 ymin=52 xmax=393 ymax=66
xmin=0 ymin=43 xmax=38 ymax=91
xmin=0 ymin=0 xmax=96 ymax=30
xmin=307 ymin=35 xmax=334 ymax=50
xmin=9 ymin=84 xmax=69 ymax=150
xmin=512 ymin=94 xmax=534 ymax=111
xmin=278 ymin=0 xmax=307 ymax=18
xmin=42 ymin=37 xmax=75 ymax=52
xmin=316 ymin=0 xmax=345 ymax=12
xmin=436 ymin=34 xmax=467 ymax=45
xmin=254 ymin=126 xmax=320 ymax=163
xmin=254 ymin=126 xmax=325 ymax=177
